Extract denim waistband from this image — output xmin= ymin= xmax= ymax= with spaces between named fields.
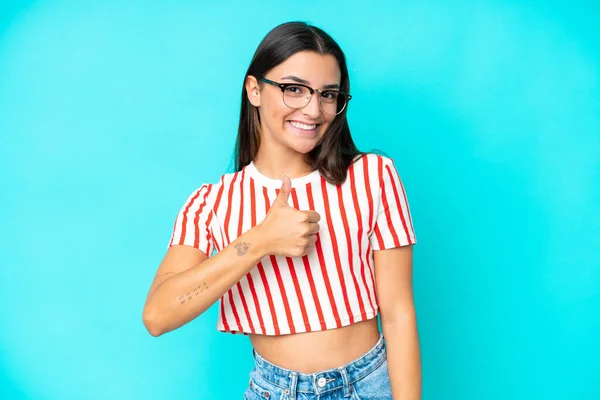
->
xmin=252 ymin=333 xmax=386 ymax=397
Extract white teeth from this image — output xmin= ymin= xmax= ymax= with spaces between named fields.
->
xmin=290 ymin=121 xmax=317 ymax=130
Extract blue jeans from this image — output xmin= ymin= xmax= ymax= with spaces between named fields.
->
xmin=244 ymin=334 xmax=392 ymax=399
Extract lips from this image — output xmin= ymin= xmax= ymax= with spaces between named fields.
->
xmin=289 ymin=120 xmax=318 ymax=130
xmin=286 ymin=121 xmax=320 ymax=136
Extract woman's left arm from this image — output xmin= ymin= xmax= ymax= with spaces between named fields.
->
xmin=375 ymin=245 xmax=422 ymax=400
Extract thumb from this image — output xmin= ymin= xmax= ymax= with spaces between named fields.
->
xmin=275 ymin=175 xmax=291 ymax=206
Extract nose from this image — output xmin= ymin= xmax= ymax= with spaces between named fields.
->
xmin=301 ymin=91 xmax=322 ymax=118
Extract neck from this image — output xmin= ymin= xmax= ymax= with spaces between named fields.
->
xmin=253 ymin=143 xmax=314 ymax=180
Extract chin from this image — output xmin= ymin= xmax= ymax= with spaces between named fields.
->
xmin=285 ymin=145 xmax=315 ymax=155
xmin=288 ymin=139 xmax=320 ymax=154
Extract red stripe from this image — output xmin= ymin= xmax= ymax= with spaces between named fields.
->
xmin=270 ymin=187 xmax=296 ymax=334
xmin=260 ymin=186 xmax=281 ymax=335
xmin=248 ymin=179 xmax=266 ymax=333
xmin=287 ymin=188 xmax=314 ymax=331
xmin=211 ymin=177 xmax=231 ymax=331
xmin=236 ymin=275 xmax=256 ymax=333
xmin=193 ymin=185 xmax=213 ymax=250
xmin=321 ymin=178 xmax=354 ymax=323
xmin=317 ymin=178 xmax=354 ymax=324
xmin=212 ymin=177 xmax=227 ymax=251
xmin=374 ymin=157 xmax=388 ymax=249
xmin=307 ymin=182 xmax=342 ymax=328
xmin=336 ymin=182 xmax=367 ymax=320
xmin=250 ymin=178 xmax=256 ymax=224
xmin=226 ymin=289 xmax=242 ymax=330
xmin=169 ymin=219 xmax=177 ymax=246
xmin=205 ymin=232 xmax=212 ymax=255
xmin=292 ymin=187 xmax=326 ymax=328
xmin=270 ymin=254 xmax=296 ymax=334
xmin=220 ymin=293 xmax=230 ymax=331
xmin=364 ymin=156 xmax=376 ymax=235
xmin=236 ymin=169 xmax=246 ymax=237
xmin=381 ymin=164 xmax=402 ymax=247
xmin=365 ymin=245 xmax=377 ymax=304
xmin=222 ymin=173 xmax=243 ymax=330
xmin=385 ymin=165 xmax=412 ymax=243
xmin=348 ymin=164 xmax=375 ymax=312
xmin=256 ymin=261 xmax=278 ymax=334
xmin=235 ymin=169 xmax=257 ymax=333
xmin=356 ymin=159 xmax=377 ymax=308
xmin=223 ymin=172 xmax=240 ymax=244
xmin=374 ymin=224 xmax=386 ymax=249
xmin=205 ymin=208 xmax=214 ymax=256
xmin=206 ymin=213 xmax=216 ymax=250
xmin=361 ymin=156 xmax=378 ymax=303
xmin=177 ymin=189 xmax=202 ymax=246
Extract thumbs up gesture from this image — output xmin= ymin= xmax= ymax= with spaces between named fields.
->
xmin=258 ymin=175 xmax=321 ymax=257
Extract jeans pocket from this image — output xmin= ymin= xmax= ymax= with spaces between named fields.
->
xmin=350 ymin=358 xmax=392 ymax=399
xmin=244 ymin=377 xmax=272 ymax=400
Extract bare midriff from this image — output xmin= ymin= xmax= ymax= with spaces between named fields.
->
xmin=249 ymin=317 xmax=380 ymax=374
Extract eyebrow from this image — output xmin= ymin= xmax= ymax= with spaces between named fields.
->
xmin=280 ymin=75 xmax=341 ymax=90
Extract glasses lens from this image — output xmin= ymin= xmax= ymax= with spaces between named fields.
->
xmin=320 ymin=91 xmax=347 ymax=115
xmin=282 ymin=85 xmax=348 ymax=115
xmin=283 ymin=85 xmax=311 ymax=109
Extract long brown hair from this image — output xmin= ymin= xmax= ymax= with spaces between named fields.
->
xmin=234 ymin=21 xmax=363 ymax=185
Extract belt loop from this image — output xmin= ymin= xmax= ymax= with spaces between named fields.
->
xmin=289 ymin=371 xmax=298 ymax=400
xmin=340 ymin=368 xmax=352 ymax=397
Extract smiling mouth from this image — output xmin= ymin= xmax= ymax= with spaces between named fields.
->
xmin=289 ymin=120 xmax=319 ymax=131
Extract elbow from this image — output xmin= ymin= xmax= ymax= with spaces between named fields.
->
xmin=142 ymin=305 xmax=166 ymax=337
xmin=380 ymin=308 xmax=417 ymax=328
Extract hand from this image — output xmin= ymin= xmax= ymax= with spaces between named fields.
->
xmin=258 ymin=175 xmax=321 ymax=257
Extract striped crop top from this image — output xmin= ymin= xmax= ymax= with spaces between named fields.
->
xmin=168 ymin=153 xmax=416 ymax=335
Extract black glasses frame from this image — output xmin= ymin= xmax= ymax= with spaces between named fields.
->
xmin=259 ymin=77 xmax=352 ymax=115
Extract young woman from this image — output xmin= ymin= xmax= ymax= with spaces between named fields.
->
xmin=143 ymin=22 xmax=421 ymax=399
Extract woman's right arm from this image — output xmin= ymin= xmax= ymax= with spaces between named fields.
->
xmin=142 ymin=176 xmax=320 ymax=337
xmin=142 ymin=225 xmax=268 ymax=337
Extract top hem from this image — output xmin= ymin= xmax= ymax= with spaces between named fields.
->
xmin=216 ymin=309 xmax=379 ymax=336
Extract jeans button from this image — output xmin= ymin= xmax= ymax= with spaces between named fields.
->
xmin=317 ymin=377 xmax=327 ymax=388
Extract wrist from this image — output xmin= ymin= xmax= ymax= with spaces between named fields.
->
xmin=244 ymin=224 xmax=270 ymax=260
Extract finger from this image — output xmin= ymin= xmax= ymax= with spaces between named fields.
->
xmin=274 ymin=175 xmax=291 ymax=206
xmin=306 ymin=211 xmax=321 ymax=223
xmin=307 ymin=222 xmax=320 ymax=234
xmin=306 ymin=234 xmax=318 ymax=245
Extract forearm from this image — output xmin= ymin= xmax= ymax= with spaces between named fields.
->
xmin=382 ymin=313 xmax=422 ymax=400
xmin=144 ymin=226 xmax=267 ymax=336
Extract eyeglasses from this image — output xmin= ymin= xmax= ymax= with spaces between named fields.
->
xmin=259 ymin=77 xmax=352 ymax=116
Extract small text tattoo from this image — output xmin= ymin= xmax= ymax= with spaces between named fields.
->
xmin=234 ymin=242 xmax=251 ymax=256
xmin=178 ymin=282 xmax=208 ymax=305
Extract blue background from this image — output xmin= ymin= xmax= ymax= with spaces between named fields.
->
xmin=1 ymin=1 xmax=599 ymax=399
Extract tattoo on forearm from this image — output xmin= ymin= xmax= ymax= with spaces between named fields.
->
xmin=178 ymin=282 xmax=208 ymax=305
xmin=234 ymin=242 xmax=251 ymax=256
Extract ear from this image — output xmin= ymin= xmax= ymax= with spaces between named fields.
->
xmin=245 ymin=75 xmax=261 ymax=107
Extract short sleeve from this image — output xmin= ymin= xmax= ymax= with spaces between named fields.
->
xmin=370 ymin=157 xmax=417 ymax=250
xmin=168 ymin=184 xmax=215 ymax=257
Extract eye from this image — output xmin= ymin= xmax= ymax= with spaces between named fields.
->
xmin=321 ymin=91 xmax=339 ymax=100
xmin=284 ymin=85 xmax=304 ymax=94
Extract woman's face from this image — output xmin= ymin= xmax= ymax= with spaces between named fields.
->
xmin=246 ymin=51 xmax=341 ymax=155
